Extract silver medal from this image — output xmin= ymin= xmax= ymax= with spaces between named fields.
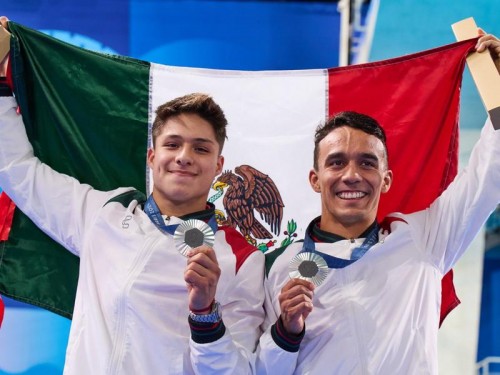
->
xmin=174 ymin=219 xmax=215 ymax=256
xmin=288 ymin=252 xmax=329 ymax=286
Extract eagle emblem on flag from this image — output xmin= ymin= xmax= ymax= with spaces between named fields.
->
xmin=209 ymin=164 xmax=297 ymax=252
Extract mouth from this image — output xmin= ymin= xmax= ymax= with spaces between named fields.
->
xmin=169 ymin=169 xmax=197 ymax=177
xmin=336 ymin=191 xmax=367 ymax=200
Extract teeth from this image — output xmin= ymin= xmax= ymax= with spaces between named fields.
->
xmin=338 ymin=191 xmax=365 ymax=199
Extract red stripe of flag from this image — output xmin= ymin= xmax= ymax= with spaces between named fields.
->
xmin=327 ymin=38 xmax=476 ymax=325
xmin=0 ymin=192 xmax=16 ymax=241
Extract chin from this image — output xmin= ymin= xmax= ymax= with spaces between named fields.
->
xmin=336 ymin=211 xmax=369 ymax=224
xmin=161 ymin=190 xmax=190 ymax=200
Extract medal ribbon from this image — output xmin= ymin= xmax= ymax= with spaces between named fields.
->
xmin=300 ymin=219 xmax=379 ymax=269
xmin=144 ymin=195 xmax=218 ymax=235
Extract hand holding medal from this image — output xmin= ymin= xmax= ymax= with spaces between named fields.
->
xmin=178 ymin=220 xmax=220 ymax=314
xmin=279 ymin=277 xmax=315 ymax=335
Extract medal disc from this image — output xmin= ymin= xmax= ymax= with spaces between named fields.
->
xmin=174 ymin=219 xmax=215 ymax=256
xmin=288 ymin=252 xmax=329 ymax=286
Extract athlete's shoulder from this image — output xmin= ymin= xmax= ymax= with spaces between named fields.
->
xmin=103 ymin=189 xmax=146 ymax=208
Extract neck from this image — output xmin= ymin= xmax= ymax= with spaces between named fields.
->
xmin=319 ymin=217 xmax=375 ymax=239
xmin=151 ymin=191 xmax=207 ymax=218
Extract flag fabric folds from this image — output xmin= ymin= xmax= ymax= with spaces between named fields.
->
xmin=0 ymin=22 xmax=476 ymax=323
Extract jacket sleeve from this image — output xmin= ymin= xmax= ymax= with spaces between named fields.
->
xmin=190 ymin=249 xmax=265 ymax=375
xmin=406 ymin=117 xmax=500 ymax=273
xmin=0 ymin=97 xmax=122 ymax=256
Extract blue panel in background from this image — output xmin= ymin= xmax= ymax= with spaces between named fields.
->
xmin=1 ymin=0 xmax=129 ymax=54
xmin=3 ymin=0 xmax=341 ymax=69
xmin=0 ymin=297 xmax=70 ymax=375
xmin=130 ymin=0 xmax=341 ymax=70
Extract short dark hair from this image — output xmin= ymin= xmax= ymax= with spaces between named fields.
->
xmin=313 ymin=111 xmax=388 ymax=170
xmin=152 ymin=93 xmax=228 ymax=153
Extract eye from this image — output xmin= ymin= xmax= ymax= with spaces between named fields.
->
xmin=327 ymin=159 xmax=345 ymax=168
xmin=194 ymin=145 xmax=210 ymax=153
xmin=360 ymin=160 xmax=377 ymax=168
xmin=164 ymin=142 xmax=179 ymax=149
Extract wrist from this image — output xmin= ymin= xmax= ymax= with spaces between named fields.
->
xmin=270 ymin=316 xmax=305 ymax=353
xmin=189 ymin=300 xmax=222 ymax=323
xmin=189 ymin=299 xmax=214 ymax=315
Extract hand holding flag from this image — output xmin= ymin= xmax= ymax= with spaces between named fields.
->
xmin=0 ymin=17 xmax=9 ymax=76
xmin=475 ymin=30 xmax=500 ymax=74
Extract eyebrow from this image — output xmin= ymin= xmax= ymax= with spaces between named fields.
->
xmin=359 ymin=153 xmax=380 ymax=162
xmin=163 ymin=134 xmax=216 ymax=145
xmin=324 ymin=152 xmax=380 ymax=164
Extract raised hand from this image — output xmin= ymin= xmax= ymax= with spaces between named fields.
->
xmin=476 ymin=28 xmax=500 ymax=74
xmin=0 ymin=16 xmax=9 ymax=77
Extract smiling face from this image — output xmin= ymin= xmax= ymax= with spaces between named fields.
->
xmin=309 ymin=126 xmax=392 ymax=238
xmin=147 ymin=113 xmax=224 ymax=217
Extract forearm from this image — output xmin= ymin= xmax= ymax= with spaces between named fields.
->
xmin=413 ymin=117 xmax=500 ymax=272
xmin=0 ymin=96 xmax=38 ymax=198
xmin=0 ymin=96 xmax=109 ymax=254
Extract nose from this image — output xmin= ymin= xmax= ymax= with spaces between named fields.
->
xmin=341 ymin=162 xmax=362 ymax=183
xmin=175 ymin=145 xmax=193 ymax=166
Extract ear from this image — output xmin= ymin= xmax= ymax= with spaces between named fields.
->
xmin=309 ymin=169 xmax=321 ymax=193
xmin=147 ymin=148 xmax=155 ymax=168
xmin=216 ymin=155 xmax=224 ymax=175
xmin=381 ymin=169 xmax=393 ymax=193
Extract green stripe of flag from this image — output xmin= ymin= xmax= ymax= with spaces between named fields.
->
xmin=0 ymin=22 xmax=151 ymax=318
xmin=10 ymin=22 xmax=150 ymax=190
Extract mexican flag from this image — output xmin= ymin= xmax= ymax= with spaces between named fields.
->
xmin=0 ymin=22 xmax=477 ymax=323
